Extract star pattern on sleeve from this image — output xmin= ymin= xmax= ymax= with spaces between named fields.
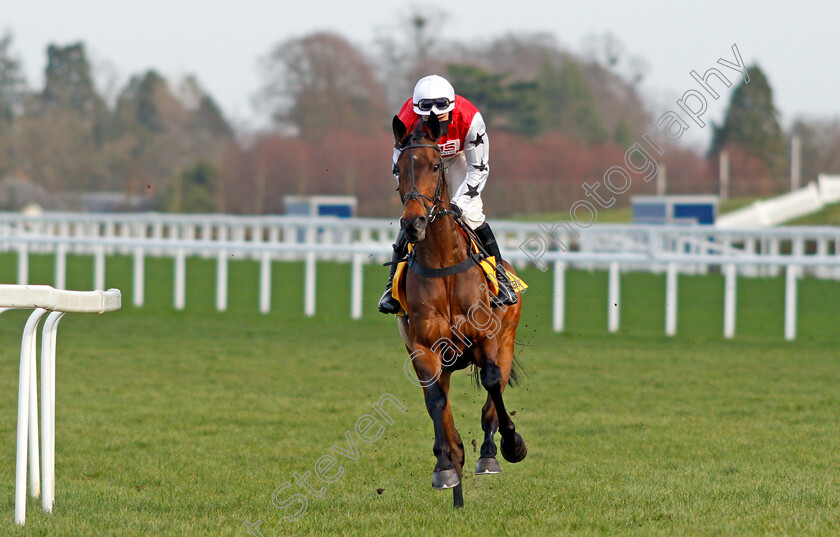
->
xmin=469 ymin=132 xmax=485 ymax=147
xmin=465 ymin=183 xmax=480 ymax=198
xmin=472 ymin=161 xmax=487 ymax=172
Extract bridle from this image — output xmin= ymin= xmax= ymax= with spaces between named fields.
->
xmin=398 ymin=141 xmax=458 ymax=223
xmin=396 ymin=137 xmax=483 ymax=278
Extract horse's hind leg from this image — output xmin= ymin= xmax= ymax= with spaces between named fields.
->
xmin=475 ymin=394 xmax=501 ymax=475
xmin=480 ymin=339 xmax=527 ymax=464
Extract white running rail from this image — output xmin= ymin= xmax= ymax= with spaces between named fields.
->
xmin=4 ymin=211 xmax=840 ymax=280
xmin=0 ymin=285 xmax=121 ymax=525
xmin=2 ymin=212 xmax=840 ymax=340
xmin=717 ymin=174 xmax=840 ymax=228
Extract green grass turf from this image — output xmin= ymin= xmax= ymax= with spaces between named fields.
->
xmin=0 ymin=252 xmax=839 ymax=536
xmin=789 ymin=202 xmax=840 ymax=227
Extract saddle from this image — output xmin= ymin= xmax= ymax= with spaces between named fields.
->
xmin=391 ymin=223 xmax=528 ymax=317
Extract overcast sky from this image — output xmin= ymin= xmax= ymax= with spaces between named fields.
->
xmin=4 ymin=0 xmax=838 ymax=148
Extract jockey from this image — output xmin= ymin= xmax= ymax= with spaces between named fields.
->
xmin=378 ymin=74 xmax=519 ymax=314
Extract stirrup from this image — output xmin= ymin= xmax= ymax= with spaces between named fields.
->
xmin=378 ymin=284 xmax=401 ymax=314
xmin=492 ymin=270 xmax=519 ymax=307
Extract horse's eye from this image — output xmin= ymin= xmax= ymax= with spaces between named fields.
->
xmin=433 ymin=163 xmax=441 ymax=172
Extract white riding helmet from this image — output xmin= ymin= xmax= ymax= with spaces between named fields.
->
xmin=412 ymin=75 xmax=456 ymax=116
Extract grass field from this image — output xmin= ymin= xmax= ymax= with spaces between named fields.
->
xmin=790 ymin=202 xmax=840 ymax=226
xmin=1 ymin=252 xmax=839 ymax=536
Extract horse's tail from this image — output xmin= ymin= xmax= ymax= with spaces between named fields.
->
xmin=506 ymin=336 xmax=530 ymax=387
xmin=508 ymin=353 xmax=525 ymax=387
xmin=471 ymin=353 xmax=526 ymax=389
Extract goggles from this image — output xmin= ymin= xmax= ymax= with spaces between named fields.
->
xmin=415 ymin=97 xmax=452 ymax=112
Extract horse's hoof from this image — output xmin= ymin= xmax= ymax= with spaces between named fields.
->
xmin=432 ymin=469 xmax=460 ymax=490
xmin=500 ymin=432 xmax=528 ymax=463
xmin=475 ymin=457 xmax=502 ymax=475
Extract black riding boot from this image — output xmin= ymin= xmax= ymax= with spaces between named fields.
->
xmin=378 ymin=228 xmax=409 ymax=314
xmin=474 ymin=222 xmax=519 ymax=307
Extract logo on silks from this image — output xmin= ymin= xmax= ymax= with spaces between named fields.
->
xmin=438 ymin=139 xmax=460 ymax=157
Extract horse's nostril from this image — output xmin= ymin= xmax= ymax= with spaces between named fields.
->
xmin=416 ymin=216 xmax=428 ymax=228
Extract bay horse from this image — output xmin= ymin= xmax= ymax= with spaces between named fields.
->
xmin=392 ymin=113 xmax=527 ymax=508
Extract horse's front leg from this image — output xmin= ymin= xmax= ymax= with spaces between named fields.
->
xmin=411 ymin=345 xmax=460 ymax=490
xmin=438 ymin=371 xmax=465 ymax=507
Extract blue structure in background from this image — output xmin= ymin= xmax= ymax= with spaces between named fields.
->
xmin=283 ymin=196 xmax=357 ymax=218
xmin=631 ymin=195 xmax=718 ymax=226
xmin=284 ymin=196 xmax=358 ymax=243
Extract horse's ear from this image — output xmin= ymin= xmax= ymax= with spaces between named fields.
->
xmin=392 ymin=116 xmax=407 ymax=143
xmin=425 ymin=113 xmax=442 ymax=141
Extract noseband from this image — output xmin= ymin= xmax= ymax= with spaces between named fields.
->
xmin=398 ymin=142 xmax=458 ymax=222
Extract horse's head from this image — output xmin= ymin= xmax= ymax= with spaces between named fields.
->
xmin=393 ymin=114 xmax=446 ymax=243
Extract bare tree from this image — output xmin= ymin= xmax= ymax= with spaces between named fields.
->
xmin=0 ymin=30 xmax=27 ymax=175
xmin=792 ymin=117 xmax=840 ymax=181
xmin=257 ymin=32 xmax=387 ymax=138
xmin=0 ymin=30 xmax=27 ymax=124
xmin=373 ymin=10 xmax=455 ymax=111
xmin=581 ymin=32 xmax=625 ymax=69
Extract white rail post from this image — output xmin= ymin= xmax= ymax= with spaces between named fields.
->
xmin=54 ymin=243 xmax=67 ymax=290
xmin=104 ymin=220 xmax=115 ymax=255
xmin=836 ymin=234 xmax=840 ymax=280
xmin=15 ymin=308 xmax=48 ymax=525
xmin=17 ymin=242 xmax=28 ymax=285
xmin=724 ymin=263 xmax=737 ymax=339
xmin=133 ymin=246 xmax=145 ymax=307
xmin=816 ymin=238 xmax=829 ymax=279
xmin=152 ymin=221 xmax=163 ymax=256
xmin=174 ymin=248 xmax=186 ymax=310
xmin=769 ymin=238 xmax=780 ymax=277
xmin=28 ymin=315 xmax=40 ymax=500
xmin=5 ymin=285 xmax=122 ymax=525
xmin=784 ymin=264 xmax=797 ymax=341
xmin=792 ymin=237 xmax=805 ymax=278
xmin=259 ymin=250 xmax=271 ymax=314
xmin=351 ymin=252 xmax=363 ymax=320
xmin=94 ymin=244 xmax=106 ymax=290
xmin=304 ymin=251 xmax=316 ymax=317
xmin=552 ymin=260 xmax=565 ymax=332
xmin=698 ymin=232 xmax=709 ymax=275
xmin=216 ymin=249 xmax=228 ymax=312
xmin=744 ymin=237 xmax=757 ymax=277
xmin=40 ymin=311 xmax=65 ymax=513
xmin=608 ymin=261 xmax=620 ymax=333
xmin=665 ymin=262 xmax=678 ymax=336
